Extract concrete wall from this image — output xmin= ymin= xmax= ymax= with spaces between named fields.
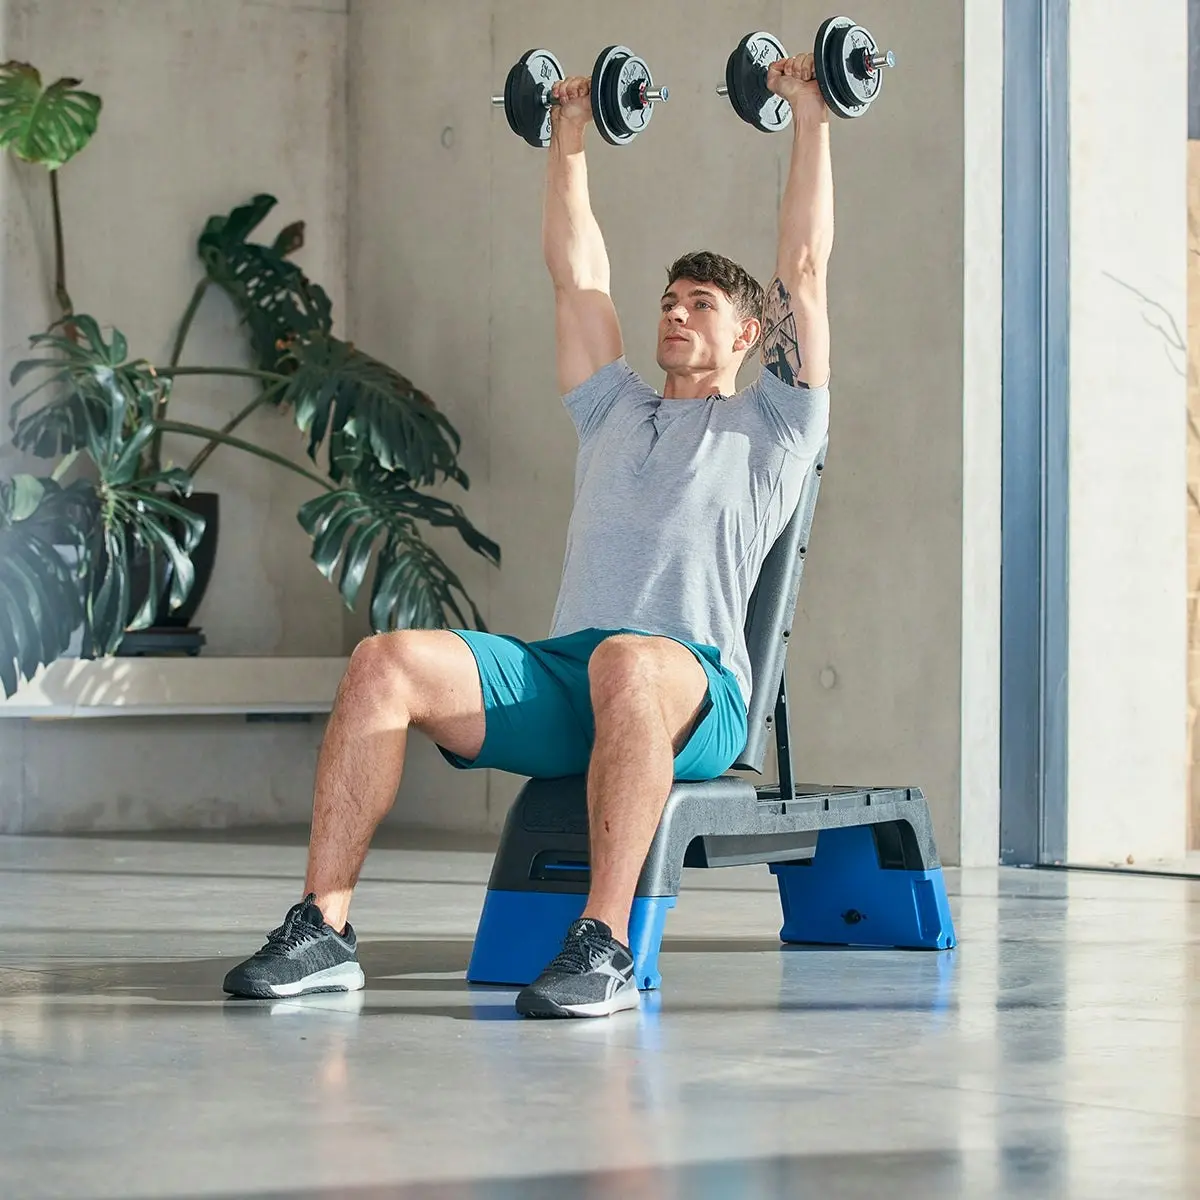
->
xmin=0 ymin=0 xmax=1007 ymax=856
xmin=0 ymin=0 xmax=349 ymax=831
xmin=1066 ymin=0 xmax=1190 ymax=864
xmin=351 ymin=0 xmax=994 ymax=859
xmin=0 ymin=0 xmax=1187 ymax=867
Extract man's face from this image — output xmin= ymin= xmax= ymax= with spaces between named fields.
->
xmin=656 ymin=278 xmax=752 ymax=375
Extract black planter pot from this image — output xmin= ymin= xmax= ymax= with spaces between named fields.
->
xmin=156 ymin=491 xmax=220 ymax=628
xmin=106 ymin=492 xmax=219 ymax=657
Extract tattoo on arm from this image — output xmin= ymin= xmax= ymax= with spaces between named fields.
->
xmin=760 ymin=277 xmax=805 ymax=387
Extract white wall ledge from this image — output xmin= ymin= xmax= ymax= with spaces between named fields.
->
xmin=0 ymin=657 xmax=348 ymax=718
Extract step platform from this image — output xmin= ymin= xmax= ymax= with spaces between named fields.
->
xmin=467 ymin=775 xmax=957 ymax=991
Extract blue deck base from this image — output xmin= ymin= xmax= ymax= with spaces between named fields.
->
xmin=771 ymin=824 xmax=956 ymax=950
xmin=467 ymin=891 xmax=677 ymax=990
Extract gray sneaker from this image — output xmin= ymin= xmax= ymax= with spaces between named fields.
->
xmin=515 ymin=918 xmax=640 ymax=1018
xmin=223 ymin=894 xmax=365 ymax=999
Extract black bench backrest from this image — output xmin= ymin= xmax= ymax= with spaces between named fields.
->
xmin=734 ymin=440 xmax=828 ymax=774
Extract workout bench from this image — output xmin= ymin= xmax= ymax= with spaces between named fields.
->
xmin=468 ymin=444 xmax=956 ymax=990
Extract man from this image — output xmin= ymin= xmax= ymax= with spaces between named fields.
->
xmin=223 ymin=52 xmax=832 ymax=1018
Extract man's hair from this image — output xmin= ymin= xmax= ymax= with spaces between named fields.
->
xmin=665 ymin=250 xmax=764 ymax=346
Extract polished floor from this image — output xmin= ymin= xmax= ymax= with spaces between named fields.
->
xmin=2 ymin=829 xmax=1199 ymax=1199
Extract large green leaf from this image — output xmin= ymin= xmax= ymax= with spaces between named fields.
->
xmin=197 ymin=194 xmax=332 ymax=373
xmin=84 ymin=465 xmax=203 ymax=655
xmin=195 ymin=196 xmax=474 ymax=516
xmin=0 ymin=62 xmax=101 ymax=170
xmin=9 ymin=314 xmax=166 ymax=459
xmin=9 ymin=474 xmax=44 ymax=522
xmin=0 ymin=475 xmax=94 ymax=697
xmin=297 ymin=463 xmax=497 ymax=631
xmin=37 ymin=351 xmax=205 ymax=652
xmin=283 ymin=334 xmax=466 ymax=487
xmin=367 ymin=539 xmax=479 ymax=633
xmin=7 ymin=314 xmax=205 ymax=653
xmin=2 ymin=474 xmax=93 ymax=550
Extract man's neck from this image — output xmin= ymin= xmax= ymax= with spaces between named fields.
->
xmin=661 ymin=369 xmax=740 ymax=400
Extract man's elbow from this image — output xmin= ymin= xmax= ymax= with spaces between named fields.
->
xmin=550 ymin=272 xmax=611 ymax=298
xmin=779 ymin=224 xmax=833 ymax=275
xmin=779 ymin=243 xmax=831 ymax=279
xmin=773 ymin=260 xmax=829 ymax=306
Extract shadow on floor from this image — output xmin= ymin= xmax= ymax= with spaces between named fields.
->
xmin=2 ymin=933 xmax=958 ymax=1021
xmin=0 ymin=937 xmax=522 ymax=1021
xmin=160 ymin=1147 xmax=1033 ymax=1200
xmin=2 ymin=934 xmax=915 ymax=1002
xmin=0 ymin=939 xmax=476 ymax=1002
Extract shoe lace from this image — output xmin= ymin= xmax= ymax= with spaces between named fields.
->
xmin=546 ymin=929 xmax=610 ymax=975
xmin=261 ymin=907 xmax=322 ymax=957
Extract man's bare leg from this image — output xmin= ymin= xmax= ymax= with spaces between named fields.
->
xmin=580 ymin=635 xmax=709 ymax=946
xmin=303 ymin=630 xmax=486 ymax=932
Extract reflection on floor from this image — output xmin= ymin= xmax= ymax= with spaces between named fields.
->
xmin=2 ymin=830 xmax=1199 ymax=1199
xmin=1064 ymin=849 xmax=1200 ymax=877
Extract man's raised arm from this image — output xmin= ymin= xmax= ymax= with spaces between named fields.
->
xmin=761 ymin=55 xmax=834 ymax=389
xmin=543 ymin=76 xmax=623 ymax=395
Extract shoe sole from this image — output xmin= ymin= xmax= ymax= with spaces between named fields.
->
xmin=516 ymin=985 xmax=641 ymax=1019
xmin=224 ymin=962 xmax=365 ymax=999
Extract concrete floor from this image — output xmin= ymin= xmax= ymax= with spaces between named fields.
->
xmin=2 ymin=831 xmax=1199 ymax=1199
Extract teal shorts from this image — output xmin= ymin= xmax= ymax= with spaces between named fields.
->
xmin=438 ymin=627 xmax=748 ymax=782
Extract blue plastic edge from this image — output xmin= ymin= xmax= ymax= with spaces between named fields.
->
xmin=770 ymin=823 xmax=957 ymax=950
xmin=467 ymin=890 xmax=678 ymax=990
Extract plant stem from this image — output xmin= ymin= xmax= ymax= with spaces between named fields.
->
xmin=158 ymin=366 xmax=288 ymax=383
xmin=149 ymin=367 xmax=289 ymax=478
xmin=49 ymin=170 xmax=73 ymax=318
xmin=155 ymin=419 xmax=331 ymax=493
xmin=149 ymin=278 xmax=215 ymax=475
xmin=184 ymin=383 xmax=284 ymax=477
xmin=169 ymin=279 xmax=210 ymax=369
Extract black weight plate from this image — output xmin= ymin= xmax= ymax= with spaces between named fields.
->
xmin=747 ymin=31 xmax=790 ymax=132
xmin=503 ymin=60 xmax=524 ymax=141
xmin=725 ymin=43 xmax=749 ymax=125
xmin=601 ymin=50 xmax=634 ymax=141
xmin=614 ymin=54 xmax=655 ymax=138
xmin=839 ymin=23 xmax=884 ymax=108
xmin=725 ymin=31 xmax=790 ymax=132
xmin=814 ymin=15 xmax=862 ymax=120
xmin=826 ymin=24 xmax=865 ymax=110
xmin=725 ymin=34 xmax=756 ymax=126
xmin=592 ymin=44 xmax=635 ymax=145
xmin=509 ymin=48 xmax=563 ymax=147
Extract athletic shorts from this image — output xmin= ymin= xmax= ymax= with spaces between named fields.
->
xmin=437 ymin=627 xmax=748 ymax=782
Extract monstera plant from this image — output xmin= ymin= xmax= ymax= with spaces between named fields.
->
xmin=0 ymin=63 xmax=497 ymax=698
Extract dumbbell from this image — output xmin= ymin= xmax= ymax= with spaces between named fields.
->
xmin=491 ymin=47 xmax=669 ymax=148
xmin=717 ymin=17 xmax=896 ymax=130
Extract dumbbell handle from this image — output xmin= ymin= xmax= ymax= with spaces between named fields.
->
xmin=715 ymin=48 xmax=893 ymax=94
xmin=491 ymin=92 xmax=558 ymax=108
xmin=491 ymin=85 xmax=669 ymax=109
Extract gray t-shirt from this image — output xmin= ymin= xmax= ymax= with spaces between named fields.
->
xmin=550 ymin=357 xmax=830 ymax=705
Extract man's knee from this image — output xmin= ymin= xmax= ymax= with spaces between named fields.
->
xmin=340 ymin=631 xmax=437 ymax=714
xmin=589 ymin=635 xmax=709 ymax=743
xmin=588 ymin=635 xmax=664 ymax=703
xmin=341 ymin=629 xmax=483 ymax=731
